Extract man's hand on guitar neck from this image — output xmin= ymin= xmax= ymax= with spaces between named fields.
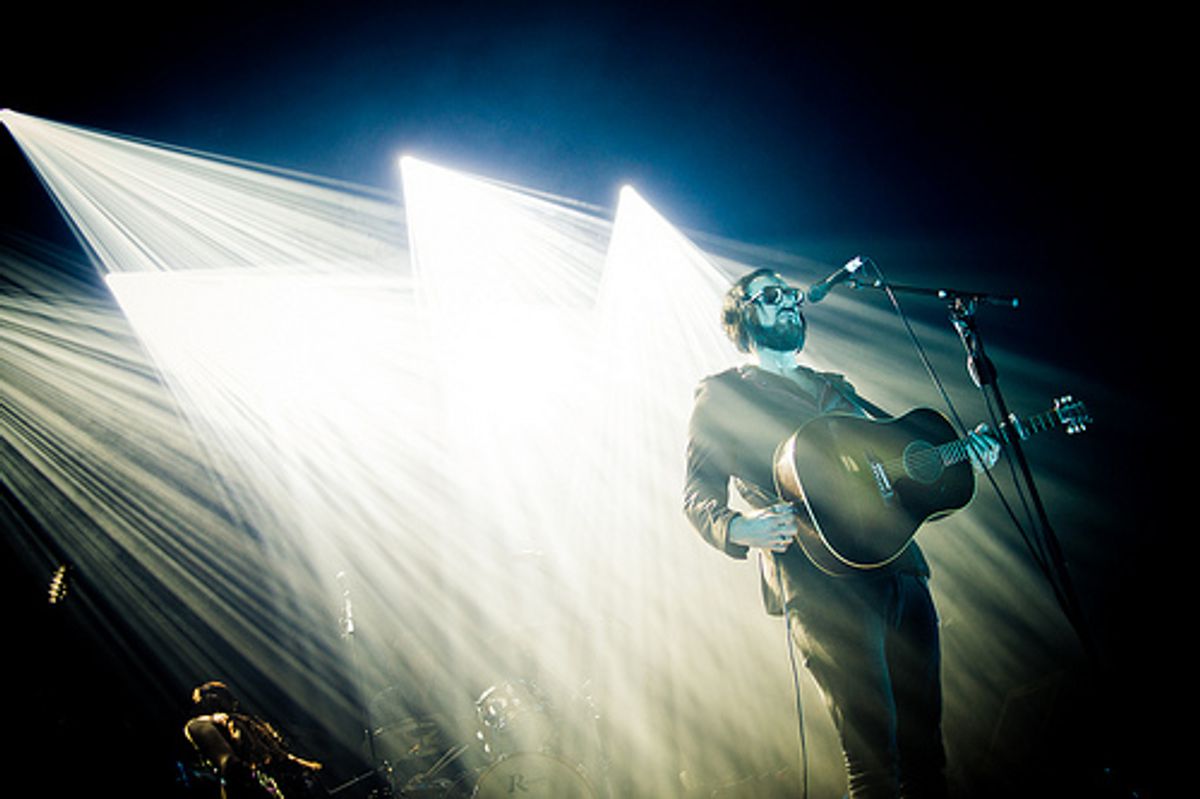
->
xmin=729 ymin=503 xmax=802 ymax=553
xmin=966 ymin=424 xmax=1002 ymax=473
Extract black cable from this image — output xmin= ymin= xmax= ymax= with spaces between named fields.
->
xmin=775 ymin=553 xmax=809 ymax=799
xmin=864 ymin=258 xmax=968 ymax=435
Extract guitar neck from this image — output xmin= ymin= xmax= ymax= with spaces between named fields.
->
xmin=937 ymin=404 xmax=1083 ymax=467
xmin=1005 ymin=398 xmax=1090 ymax=441
xmin=1007 ymin=408 xmax=1064 ymax=439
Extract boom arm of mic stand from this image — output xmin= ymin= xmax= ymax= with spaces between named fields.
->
xmin=847 ymin=277 xmax=1020 ymax=308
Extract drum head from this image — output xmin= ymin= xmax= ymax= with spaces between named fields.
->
xmin=471 ymin=752 xmax=594 ymax=798
xmin=475 ymin=680 xmax=558 ymax=759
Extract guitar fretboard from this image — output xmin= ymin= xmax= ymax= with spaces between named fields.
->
xmin=934 ymin=405 xmax=1080 ymax=467
xmin=879 ymin=398 xmax=1088 ymax=480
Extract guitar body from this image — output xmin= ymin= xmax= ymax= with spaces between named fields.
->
xmin=774 ymin=408 xmax=976 ymax=576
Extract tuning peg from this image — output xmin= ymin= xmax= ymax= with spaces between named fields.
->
xmin=1053 ymin=394 xmax=1091 ymax=435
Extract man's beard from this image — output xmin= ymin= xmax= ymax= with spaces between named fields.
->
xmin=746 ymin=311 xmax=806 ymax=352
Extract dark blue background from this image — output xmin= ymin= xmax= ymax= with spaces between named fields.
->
xmin=3 ymin=3 xmax=1148 ymax=251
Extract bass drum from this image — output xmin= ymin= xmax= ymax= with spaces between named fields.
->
xmin=470 ymin=752 xmax=595 ymax=798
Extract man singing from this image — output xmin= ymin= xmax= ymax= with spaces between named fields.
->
xmin=683 ymin=267 xmax=997 ymax=798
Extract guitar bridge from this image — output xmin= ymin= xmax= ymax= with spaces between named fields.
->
xmin=867 ymin=452 xmax=895 ymax=502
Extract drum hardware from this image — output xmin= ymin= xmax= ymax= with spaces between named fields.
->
xmin=337 ymin=569 xmax=389 ymax=784
xmin=397 ymin=742 xmax=473 ymax=796
xmin=328 ymin=763 xmax=395 ymax=797
xmin=373 ymin=716 xmax=451 ymax=762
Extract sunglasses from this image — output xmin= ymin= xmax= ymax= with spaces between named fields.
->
xmin=745 ymin=284 xmax=804 ymax=307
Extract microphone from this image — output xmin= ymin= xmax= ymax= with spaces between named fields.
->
xmin=807 ymin=256 xmax=864 ymax=304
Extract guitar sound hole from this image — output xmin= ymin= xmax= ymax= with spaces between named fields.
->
xmin=902 ymin=441 xmax=943 ymax=485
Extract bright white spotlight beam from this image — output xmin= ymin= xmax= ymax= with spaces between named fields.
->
xmin=3 ymin=111 xmax=409 ymax=276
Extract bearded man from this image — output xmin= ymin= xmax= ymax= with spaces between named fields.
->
xmin=684 ymin=267 xmax=998 ymax=798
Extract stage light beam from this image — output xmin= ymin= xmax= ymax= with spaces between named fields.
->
xmin=3 ymin=118 xmax=1117 ymax=795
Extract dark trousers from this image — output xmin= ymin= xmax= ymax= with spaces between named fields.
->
xmin=788 ymin=571 xmax=947 ymax=799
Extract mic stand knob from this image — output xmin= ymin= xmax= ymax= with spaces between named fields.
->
xmin=949 ymin=298 xmax=997 ymax=389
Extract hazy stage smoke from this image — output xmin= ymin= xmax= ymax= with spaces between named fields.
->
xmin=2 ymin=111 xmax=1111 ymax=795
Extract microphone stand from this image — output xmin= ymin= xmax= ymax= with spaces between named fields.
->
xmin=332 ymin=572 xmax=394 ymax=798
xmin=848 ymin=276 xmax=1098 ymax=668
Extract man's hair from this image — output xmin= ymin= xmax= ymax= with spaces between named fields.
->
xmin=191 ymin=680 xmax=239 ymax=715
xmin=721 ymin=267 xmax=780 ymax=353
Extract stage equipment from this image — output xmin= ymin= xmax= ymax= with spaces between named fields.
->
xmin=806 ymin=255 xmax=864 ymax=303
xmin=841 ymin=258 xmax=1096 ymax=666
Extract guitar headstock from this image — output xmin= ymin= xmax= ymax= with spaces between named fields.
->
xmin=1053 ymin=395 xmax=1091 ymax=435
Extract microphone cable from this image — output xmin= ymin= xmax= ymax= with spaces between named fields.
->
xmin=774 ymin=552 xmax=810 ymax=799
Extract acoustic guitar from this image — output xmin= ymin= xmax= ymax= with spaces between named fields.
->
xmin=773 ymin=396 xmax=1090 ymax=576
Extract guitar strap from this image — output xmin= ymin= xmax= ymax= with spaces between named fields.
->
xmin=821 ymin=372 xmax=893 ymax=421
xmin=848 ymin=393 xmax=891 ymax=420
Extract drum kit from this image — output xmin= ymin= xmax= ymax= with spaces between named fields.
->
xmin=332 ymin=558 xmax=612 ymax=798
xmin=362 ymin=675 xmax=604 ymax=798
